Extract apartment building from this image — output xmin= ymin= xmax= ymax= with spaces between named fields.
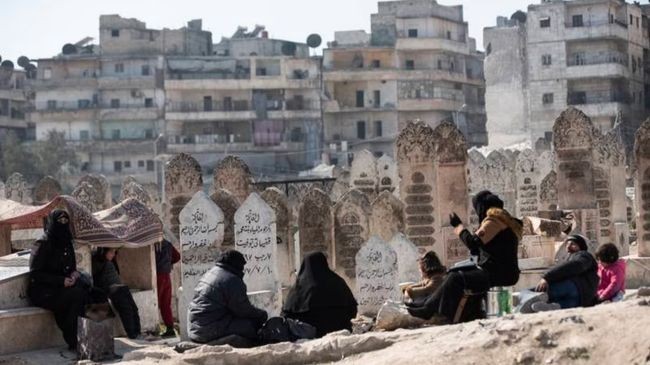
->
xmin=323 ymin=0 xmax=487 ymax=164
xmin=484 ymin=0 xmax=650 ymax=148
xmin=0 ymin=67 xmax=29 ymax=139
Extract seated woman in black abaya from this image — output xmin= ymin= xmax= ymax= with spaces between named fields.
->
xmin=282 ymin=252 xmax=358 ymax=337
xmin=28 ymin=209 xmax=94 ymax=350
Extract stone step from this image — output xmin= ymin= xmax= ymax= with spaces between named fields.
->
xmin=0 ymin=307 xmax=65 ymax=355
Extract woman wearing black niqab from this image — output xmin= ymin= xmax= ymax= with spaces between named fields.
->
xmin=28 ymin=209 xmax=89 ymax=350
xmin=282 ymin=252 xmax=357 ymax=337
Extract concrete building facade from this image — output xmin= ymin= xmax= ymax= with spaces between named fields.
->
xmin=484 ymin=0 xmax=650 ymax=149
xmin=323 ymin=0 xmax=487 ymax=165
xmin=0 ymin=68 xmax=29 ymax=140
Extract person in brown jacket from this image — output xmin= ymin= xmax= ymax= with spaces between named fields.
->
xmin=403 ymin=251 xmax=446 ymax=306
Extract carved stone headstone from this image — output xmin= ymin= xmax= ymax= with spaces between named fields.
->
xmin=334 ymin=189 xmax=371 ymax=281
xmin=467 ymin=149 xmax=487 ymax=226
xmin=389 ymin=233 xmax=420 ymax=284
xmin=213 ymin=156 xmax=252 ymax=204
xmin=516 ymin=149 xmax=540 ymax=218
xmin=0 ymin=179 xmax=5 ymax=198
xmin=537 ymin=150 xmax=555 ymax=185
xmin=355 ymin=236 xmax=400 ymax=316
xmin=369 ymin=191 xmax=404 ymax=242
xmin=396 ymin=121 xmax=437 ymax=250
xmin=165 ymin=153 xmax=203 ymax=240
xmin=78 ymin=174 xmax=111 ymax=209
xmin=5 ymin=172 xmax=30 ymax=204
xmin=120 ymin=177 xmax=152 ymax=206
xmin=552 ymin=108 xmax=596 ymax=209
xmin=211 ymin=189 xmax=240 ymax=247
xmin=539 ymin=171 xmax=559 ymax=211
xmin=297 ymin=188 xmax=333 ymax=259
xmin=261 ymin=187 xmax=294 ymax=287
xmin=485 ymin=150 xmax=516 ymax=214
xmin=33 ymin=175 xmax=62 ymax=204
xmin=350 ymin=150 xmax=378 ymax=199
xmin=178 ymin=191 xmax=224 ymax=340
xmin=72 ymin=181 xmax=104 ymax=212
xmin=635 ymin=119 xmax=650 ymax=257
xmin=377 ymin=154 xmax=399 ymax=195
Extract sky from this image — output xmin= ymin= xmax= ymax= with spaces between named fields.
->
xmin=0 ymin=0 xmax=530 ymax=64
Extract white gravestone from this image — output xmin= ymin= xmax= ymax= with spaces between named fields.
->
xmin=179 ymin=191 xmax=225 ymax=340
xmin=389 ymin=233 xmax=420 ymax=284
xmin=356 ymin=236 xmax=400 ymax=316
xmin=235 ymin=193 xmax=281 ymax=316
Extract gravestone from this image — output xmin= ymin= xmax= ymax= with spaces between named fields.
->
xmin=377 ymin=154 xmax=399 ymax=196
xmin=0 ymin=180 xmax=5 ymax=198
xmin=467 ymin=149 xmax=487 ymax=227
xmin=333 ymin=189 xmax=371 ymax=281
xmin=355 ymin=236 xmax=400 ymax=316
xmin=72 ymin=181 xmax=104 ymax=212
xmin=120 ymin=177 xmax=152 ymax=206
xmin=33 ymin=176 xmax=62 ymax=204
xmin=5 ymin=173 xmax=30 ymax=204
xmin=537 ymin=151 xmax=555 ymax=185
xmin=261 ymin=187 xmax=294 ymax=287
xmin=165 ymin=153 xmax=203 ymax=240
xmin=211 ymin=189 xmax=240 ymax=247
xmin=485 ymin=150 xmax=516 ymax=214
xmin=552 ymin=108 xmax=596 ymax=209
xmin=78 ymin=174 xmax=111 ymax=209
xmin=178 ymin=191 xmax=224 ymax=340
xmin=297 ymin=188 xmax=333 ymax=259
xmin=396 ymin=121 xmax=437 ymax=251
xmin=539 ymin=171 xmax=559 ymax=210
xmin=432 ymin=122 xmax=470 ymax=266
xmin=389 ymin=233 xmax=420 ymax=284
xmin=516 ymin=149 xmax=540 ymax=218
xmin=635 ymin=119 xmax=650 ymax=257
xmin=369 ymin=191 xmax=405 ymax=242
xmin=213 ymin=156 xmax=252 ymax=204
xmin=350 ymin=150 xmax=378 ymax=199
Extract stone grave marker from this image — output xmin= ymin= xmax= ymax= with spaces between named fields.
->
xmin=369 ymin=191 xmax=404 ymax=242
xmin=0 ymin=180 xmax=5 ymax=198
xmin=165 ymin=153 xmax=204 ymax=240
xmin=298 ymin=188 xmax=333 ymax=259
xmin=516 ymin=149 xmax=540 ymax=218
xmin=539 ymin=171 xmax=559 ymax=211
xmin=377 ymin=154 xmax=399 ymax=195
xmin=178 ymin=191 xmax=224 ymax=340
xmin=389 ymin=233 xmax=420 ymax=284
xmin=635 ymin=119 xmax=650 ymax=257
xmin=120 ymin=177 xmax=152 ymax=206
xmin=33 ymin=176 xmax=62 ymax=204
xmin=213 ymin=155 xmax=252 ymax=205
xmin=72 ymin=181 xmax=104 ymax=212
xmin=5 ymin=172 xmax=30 ymax=204
xmin=261 ymin=187 xmax=294 ymax=287
xmin=333 ymin=189 xmax=371 ymax=281
xmin=355 ymin=236 xmax=400 ymax=316
xmin=350 ymin=150 xmax=378 ymax=199
xmin=211 ymin=189 xmax=240 ymax=247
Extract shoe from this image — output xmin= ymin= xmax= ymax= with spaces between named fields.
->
xmin=531 ymin=302 xmax=561 ymax=312
xmin=518 ymin=292 xmax=548 ymax=314
xmin=160 ymin=326 xmax=176 ymax=338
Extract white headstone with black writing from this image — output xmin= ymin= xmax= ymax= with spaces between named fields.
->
xmin=178 ymin=191 xmax=224 ymax=340
xmin=235 ymin=192 xmax=278 ymax=292
xmin=355 ymin=236 xmax=400 ymax=316
xmin=389 ymin=233 xmax=420 ymax=284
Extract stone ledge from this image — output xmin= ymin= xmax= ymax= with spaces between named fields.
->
xmin=0 ymin=307 xmax=65 ymax=355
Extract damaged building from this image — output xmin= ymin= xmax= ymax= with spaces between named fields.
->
xmin=0 ymin=65 xmax=29 ymax=140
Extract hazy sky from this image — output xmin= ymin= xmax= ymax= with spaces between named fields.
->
xmin=0 ymin=0 xmax=530 ymax=64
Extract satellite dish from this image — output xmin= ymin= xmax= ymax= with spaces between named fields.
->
xmin=1 ymin=60 xmax=14 ymax=71
xmin=307 ymin=34 xmax=322 ymax=48
xmin=17 ymin=56 xmax=30 ymax=68
xmin=281 ymin=42 xmax=297 ymax=56
xmin=62 ymin=44 xmax=77 ymax=55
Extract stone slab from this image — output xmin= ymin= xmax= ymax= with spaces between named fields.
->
xmin=623 ymin=256 xmax=650 ymax=289
xmin=0 ymin=307 xmax=65 ymax=355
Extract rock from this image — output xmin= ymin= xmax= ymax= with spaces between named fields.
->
xmin=533 ymin=329 xmax=557 ymax=348
xmin=562 ymin=347 xmax=590 ymax=360
xmin=375 ymin=301 xmax=428 ymax=331
xmin=77 ymin=317 xmax=115 ymax=362
xmin=516 ymin=350 xmax=536 ymax=365
xmin=351 ymin=316 xmax=374 ymax=334
xmin=637 ymin=287 xmax=650 ymax=297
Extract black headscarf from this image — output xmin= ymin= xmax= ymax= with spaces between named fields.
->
xmin=472 ymin=190 xmax=504 ymax=223
xmin=215 ymin=249 xmax=247 ymax=279
xmin=566 ymin=234 xmax=589 ymax=251
xmin=44 ymin=209 xmax=73 ymax=244
xmin=282 ymin=252 xmax=357 ymax=313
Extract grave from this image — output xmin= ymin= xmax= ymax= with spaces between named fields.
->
xmin=333 ymin=189 xmax=371 ymax=282
xmin=297 ymin=188 xmax=333 ymax=259
xmin=33 ymin=176 xmax=62 ymax=205
xmin=369 ymin=191 xmax=405 ymax=243
xmin=355 ymin=236 xmax=400 ymax=316
xmin=350 ymin=150 xmax=378 ymax=199
xmin=211 ymin=189 xmax=240 ymax=247
xmin=261 ymin=187 xmax=294 ymax=287
xmin=213 ymin=156 xmax=252 ymax=205
xmin=5 ymin=173 xmax=30 ymax=204
xmin=377 ymin=154 xmax=399 ymax=195
xmin=389 ymin=233 xmax=420 ymax=284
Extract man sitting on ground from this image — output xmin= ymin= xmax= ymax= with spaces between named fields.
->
xmin=188 ymin=249 xmax=268 ymax=346
xmin=533 ymin=235 xmax=598 ymax=311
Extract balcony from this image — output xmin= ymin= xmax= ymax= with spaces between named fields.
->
xmin=395 ymin=33 xmax=470 ymax=54
xmin=98 ymin=75 xmax=156 ymax=89
xmin=165 ymin=76 xmax=319 ymax=90
xmin=167 ymin=99 xmax=320 ymax=121
xmin=98 ymin=103 xmax=162 ymax=120
xmin=323 ymin=100 xmax=396 ymax=114
xmin=567 ymin=90 xmax=630 ymax=117
xmin=27 ymin=77 xmax=98 ymax=90
xmin=323 ymin=67 xmax=480 ymax=84
xmin=566 ymin=52 xmax=629 ymax=79
xmin=563 ymin=21 xmax=628 ymax=41
xmin=166 ymin=134 xmax=305 ymax=154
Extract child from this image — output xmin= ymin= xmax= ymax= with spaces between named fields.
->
xmin=595 ymin=243 xmax=626 ymax=303
xmin=92 ymin=247 xmax=141 ymax=339
xmin=155 ymin=238 xmax=180 ymax=337
xmin=403 ymin=251 xmax=446 ymax=306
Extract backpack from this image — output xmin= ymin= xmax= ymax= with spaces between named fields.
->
xmin=258 ymin=317 xmax=317 ymax=344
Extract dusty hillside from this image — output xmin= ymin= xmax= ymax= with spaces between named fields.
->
xmin=122 ymin=299 xmax=650 ymax=365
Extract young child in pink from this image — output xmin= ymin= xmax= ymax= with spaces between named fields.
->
xmin=595 ymin=243 xmax=626 ymax=303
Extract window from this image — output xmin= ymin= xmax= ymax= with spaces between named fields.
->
xmin=138 ymin=160 xmax=145 ymax=168
xmin=144 ymin=129 xmax=153 ymax=139
xmin=408 ymin=29 xmax=418 ymax=38
xmin=572 ymin=15 xmax=583 ymax=27
xmin=111 ymin=29 xmax=120 ymax=37
xmin=256 ymin=67 xmax=267 ymax=76
xmin=141 ymin=65 xmax=150 ymax=76
xmin=574 ymin=52 xmax=585 ymax=66
xmin=124 ymin=161 xmax=131 ymax=168
xmin=636 ymin=17 xmax=640 ymax=28
xmin=630 ymin=15 xmax=634 ymax=25
xmin=47 ymin=100 xmax=57 ymax=110
xmin=43 ymin=68 xmax=52 ymax=80
xmin=356 ymin=90 xmax=364 ymax=107
xmin=374 ymin=121 xmax=383 ymax=137
xmin=371 ymin=59 xmax=381 ymax=68
xmin=78 ymin=99 xmax=91 ymax=109
xmin=79 ymin=130 xmax=89 ymax=140
xmin=542 ymin=93 xmax=554 ymax=104
xmin=437 ymin=60 xmax=443 ymax=69
xmin=110 ymin=99 xmax=120 ymax=108
xmin=540 ymin=17 xmax=551 ymax=28
xmin=114 ymin=161 xmax=122 ymax=172
xmin=203 ymin=96 xmax=213 ymax=111
xmin=357 ymin=121 xmax=366 ymax=139
xmin=144 ymin=98 xmax=153 ymax=108
xmin=373 ymin=90 xmax=381 ymax=108
xmin=609 ymin=14 xmax=614 ymax=24
xmin=405 ymin=60 xmax=415 ymax=70
xmin=111 ymin=129 xmax=121 ymax=140
xmin=146 ymin=160 xmax=154 ymax=171
xmin=633 ymin=57 xmax=637 ymax=73
xmin=114 ymin=63 xmax=124 ymax=73
xmin=447 ymin=31 xmax=452 ymax=40
xmin=542 ymin=54 xmax=552 ymax=66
